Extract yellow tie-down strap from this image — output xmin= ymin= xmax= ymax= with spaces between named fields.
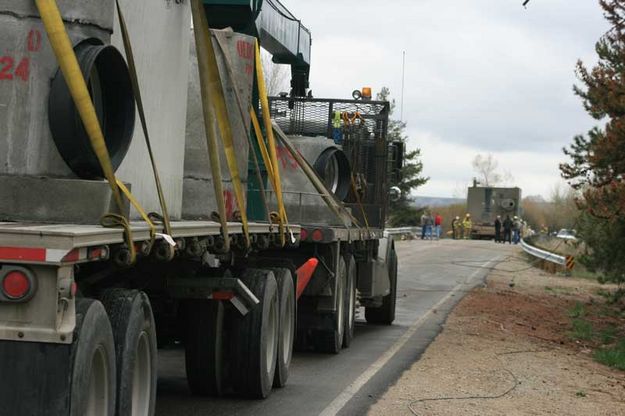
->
xmin=190 ymin=0 xmax=230 ymax=252
xmin=253 ymin=41 xmax=293 ymax=245
xmin=210 ymin=34 xmax=272 ymax=227
xmin=115 ymin=0 xmax=172 ymax=238
xmin=250 ymin=109 xmax=276 ymax=184
xmin=250 ymin=110 xmax=292 ymax=244
xmin=191 ymin=0 xmax=250 ymax=249
xmin=35 ymin=0 xmax=166 ymax=263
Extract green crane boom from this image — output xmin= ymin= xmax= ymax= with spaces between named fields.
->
xmin=202 ymin=0 xmax=311 ymax=96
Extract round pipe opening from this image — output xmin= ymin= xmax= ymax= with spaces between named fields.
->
xmin=49 ymin=40 xmax=135 ymax=179
xmin=313 ymin=148 xmax=351 ymax=201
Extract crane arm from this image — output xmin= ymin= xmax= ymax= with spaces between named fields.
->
xmin=202 ymin=0 xmax=311 ymax=96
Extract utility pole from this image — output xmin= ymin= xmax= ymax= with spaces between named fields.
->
xmin=400 ymin=50 xmax=406 ymax=122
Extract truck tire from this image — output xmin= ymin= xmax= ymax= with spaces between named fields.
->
xmin=269 ymin=268 xmax=295 ymax=388
xmin=314 ymin=256 xmax=346 ymax=354
xmin=231 ymin=269 xmax=279 ymax=399
xmin=182 ymin=300 xmax=224 ymax=397
xmin=365 ymin=244 xmax=398 ymax=325
xmin=342 ymin=255 xmax=357 ymax=348
xmin=71 ymin=298 xmax=116 ymax=416
xmin=101 ymin=289 xmax=157 ymax=416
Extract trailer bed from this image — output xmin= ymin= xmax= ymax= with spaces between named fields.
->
xmin=0 ymin=221 xmax=384 ymax=266
xmin=0 ymin=220 xmax=279 ymax=246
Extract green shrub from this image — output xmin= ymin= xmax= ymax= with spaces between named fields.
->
xmin=598 ymin=325 xmax=618 ymax=344
xmin=568 ymin=302 xmax=586 ymax=319
xmin=593 ymin=340 xmax=625 ymax=371
xmin=569 ymin=319 xmax=593 ymax=341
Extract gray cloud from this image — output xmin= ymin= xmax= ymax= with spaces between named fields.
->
xmin=286 ymin=0 xmax=609 ymax=197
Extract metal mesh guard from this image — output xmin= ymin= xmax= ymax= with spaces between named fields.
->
xmin=269 ymin=97 xmax=390 ymax=140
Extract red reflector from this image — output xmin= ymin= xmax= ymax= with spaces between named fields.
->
xmin=62 ymin=248 xmax=80 ymax=262
xmin=0 ymin=247 xmax=46 ymax=262
xmin=70 ymin=281 xmax=78 ymax=297
xmin=311 ymin=229 xmax=323 ymax=242
xmin=212 ymin=291 xmax=234 ymax=300
xmin=2 ymin=271 xmax=30 ymax=299
xmin=89 ymin=247 xmax=106 ymax=260
xmin=300 ymin=228 xmax=308 ymax=241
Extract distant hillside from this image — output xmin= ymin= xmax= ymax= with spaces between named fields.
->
xmin=412 ymin=196 xmax=466 ymax=208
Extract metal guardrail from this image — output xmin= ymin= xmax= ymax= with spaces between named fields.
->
xmin=520 ymin=238 xmax=566 ymax=266
xmin=384 ymin=227 xmax=421 ymax=238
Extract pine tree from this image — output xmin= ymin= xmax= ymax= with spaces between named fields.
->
xmin=376 ymin=87 xmax=429 ymax=226
xmin=560 ymin=0 xmax=625 ymax=285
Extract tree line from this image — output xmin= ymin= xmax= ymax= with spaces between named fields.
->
xmin=560 ymin=0 xmax=625 ymax=288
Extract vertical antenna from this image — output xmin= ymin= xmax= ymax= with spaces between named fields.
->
xmin=400 ymin=50 xmax=406 ymax=122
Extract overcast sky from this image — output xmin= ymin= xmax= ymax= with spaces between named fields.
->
xmin=286 ymin=0 xmax=609 ymax=199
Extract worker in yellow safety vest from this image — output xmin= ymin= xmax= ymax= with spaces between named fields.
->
xmin=462 ymin=213 xmax=473 ymax=240
xmin=332 ymin=111 xmax=343 ymax=144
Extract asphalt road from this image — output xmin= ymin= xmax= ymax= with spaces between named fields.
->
xmin=156 ymin=239 xmax=510 ymax=416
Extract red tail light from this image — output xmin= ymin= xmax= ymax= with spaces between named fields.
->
xmin=212 ymin=291 xmax=235 ymax=300
xmin=311 ymin=229 xmax=324 ymax=242
xmin=0 ymin=267 xmax=36 ymax=302
xmin=2 ymin=271 xmax=31 ymax=299
xmin=300 ymin=228 xmax=309 ymax=241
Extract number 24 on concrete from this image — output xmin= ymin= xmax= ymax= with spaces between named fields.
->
xmin=0 ymin=29 xmax=42 ymax=82
xmin=0 ymin=56 xmax=30 ymax=82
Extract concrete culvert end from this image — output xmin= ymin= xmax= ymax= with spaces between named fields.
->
xmin=49 ymin=40 xmax=135 ymax=179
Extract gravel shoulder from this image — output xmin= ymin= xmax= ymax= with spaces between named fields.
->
xmin=368 ymin=246 xmax=625 ymax=416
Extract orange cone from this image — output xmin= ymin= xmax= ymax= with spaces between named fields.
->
xmin=296 ymin=258 xmax=319 ymax=299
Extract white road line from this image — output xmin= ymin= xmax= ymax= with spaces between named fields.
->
xmin=318 ymin=256 xmax=501 ymax=416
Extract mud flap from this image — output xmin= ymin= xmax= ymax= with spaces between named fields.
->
xmin=0 ymin=340 xmax=72 ymax=415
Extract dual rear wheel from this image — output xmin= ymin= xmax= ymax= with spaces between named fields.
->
xmin=365 ymin=244 xmax=398 ymax=325
xmin=314 ymin=254 xmax=357 ymax=354
xmin=315 ymin=243 xmax=398 ymax=356
xmin=343 ymin=255 xmax=357 ymax=348
xmin=69 ymin=248 xmax=381 ymax=412
xmin=70 ymin=290 xmax=158 ymax=416
xmin=183 ymin=267 xmax=295 ymax=399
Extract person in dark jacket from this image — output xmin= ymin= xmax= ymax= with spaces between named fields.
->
xmin=420 ymin=212 xmax=427 ymax=240
xmin=494 ymin=215 xmax=502 ymax=243
xmin=424 ymin=212 xmax=434 ymax=240
xmin=451 ymin=216 xmax=460 ymax=239
xmin=503 ymin=215 xmax=513 ymax=244
xmin=512 ymin=216 xmax=522 ymax=244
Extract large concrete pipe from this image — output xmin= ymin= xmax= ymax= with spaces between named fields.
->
xmin=0 ymin=0 xmax=118 ymax=177
xmin=266 ymin=135 xmax=353 ymax=226
xmin=182 ymin=29 xmax=254 ymax=221
xmin=0 ymin=1 xmax=192 ymax=223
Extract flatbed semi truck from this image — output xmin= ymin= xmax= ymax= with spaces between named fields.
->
xmin=0 ymin=1 xmax=402 ymax=415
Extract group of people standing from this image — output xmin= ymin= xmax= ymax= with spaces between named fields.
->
xmin=451 ymin=214 xmax=473 ymax=240
xmin=419 ymin=211 xmax=475 ymax=240
xmin=420 ymin=211 xmax=443 ymax=240
xmin=494 ymin=215 xmax=523 ymax=244
xmin=418 ymin=212 xmax=473 ymax=240
xmin=418 ymin=210 xmax=523 ymax=243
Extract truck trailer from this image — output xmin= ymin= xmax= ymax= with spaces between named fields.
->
xmin=0 ymin=1 xmax=402 ymax=414
xmin=467 ymin=182 xmax=522 ymax=239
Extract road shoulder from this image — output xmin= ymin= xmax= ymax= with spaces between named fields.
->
xmin=368 ymin=250 xmax=625 ymax=416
